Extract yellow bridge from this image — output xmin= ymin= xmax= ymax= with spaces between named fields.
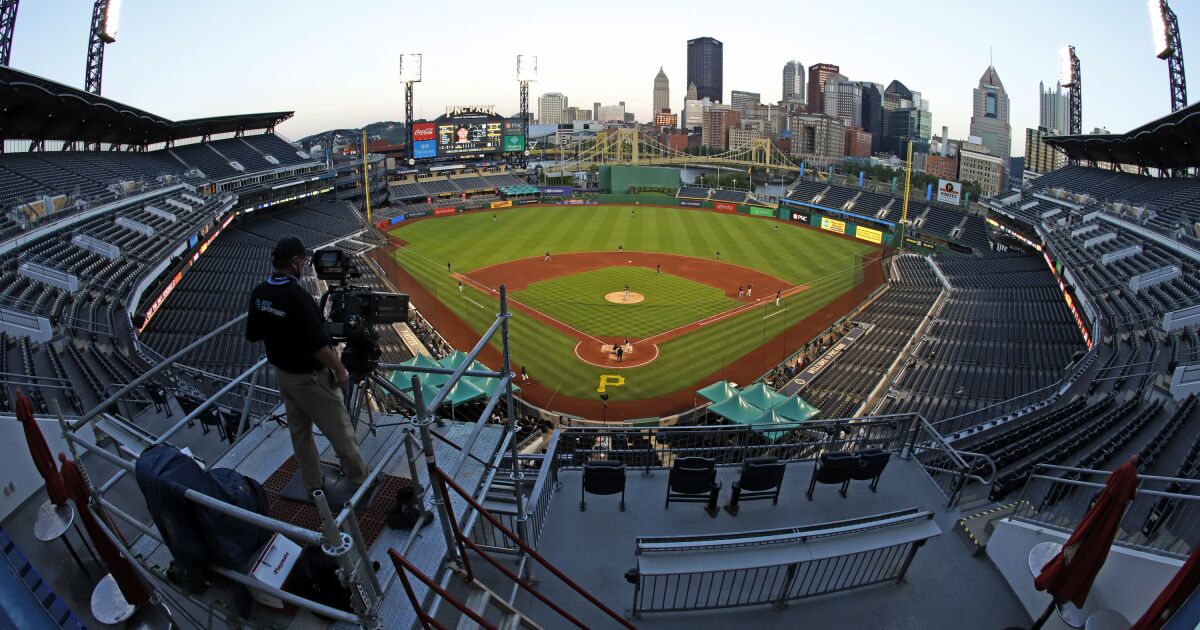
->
xmin=544 ymin=128 xmax=800 ymax=173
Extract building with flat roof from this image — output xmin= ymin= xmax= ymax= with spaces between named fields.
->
xmin=926 ymin=153 xmax=958 ymax=181
xmin=959 ymin=144 xmax=1007 ymax=196
xmin=687 ymin=37 xmax=723 ymax=102
xmin=1024 ymin=126 xmax=1067 ymax=174
xmin=788 ymin=112 xmax=845 ymax=166
xmin=537 ymin=92 xmax=567 ymax=126
xmin=807 ymin=63 xmax=840 ymax=114
xmin=844 ymin=127 xmax=872 ymax=159
xmin=702 ymin=105 xmax=740 ymax=150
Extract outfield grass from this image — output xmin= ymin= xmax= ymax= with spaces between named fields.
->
xmin=513 ymin=267 xmax=737 ymax=338
xmin=389 ymin=205 xmax=876 ymax=402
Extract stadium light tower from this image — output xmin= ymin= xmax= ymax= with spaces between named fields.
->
xmin=399 ymin=53 xmax=422 ymax=163
xmin=84 ymin=0 xmax=121 ymax=95
xmin=1058 ymin=45 xmax=1082 ymax=135
xmin=0 ymin=0 xmax=19 ymax=67
xmin=516 ymin=54 xmax=537 ymax=168
xmin=1149 ymin=0 xmax=1187 ymax=112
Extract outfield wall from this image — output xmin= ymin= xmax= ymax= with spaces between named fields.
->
xmin=599 ymin=166 xmax=682 ymax=193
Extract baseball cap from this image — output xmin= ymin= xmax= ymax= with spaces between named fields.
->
xmin=272 ymin=236 xmax=312 ymax=264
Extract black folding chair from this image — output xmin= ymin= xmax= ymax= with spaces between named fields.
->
xmin=849 ymin=448 xmax=891 ymax=493
xmin=806 ymin=451 xmax=858 ymax=500
xmin=666 ymin=457 xmax=721 ymax=517
xmin=725 ymin=456 xmax=786 ymax=516
xmin=581 ymin=460 xmax=626 ymax=511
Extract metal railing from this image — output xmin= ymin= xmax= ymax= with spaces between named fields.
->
xmin=906 ymin=414 xmax=996 ymax=507
xmin=471 ymin=430 xmax=561 ymax=554
xmin=555 ymin=414 xmax=918 ymax=472
xmin=629 ymin=508 xmax=939 ymax=616
xmin=1011 ymin=464 xmax=1200 ymax=560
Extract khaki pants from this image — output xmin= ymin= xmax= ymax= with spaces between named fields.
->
xmin=275 ymin=367 xmax=368 ymax=489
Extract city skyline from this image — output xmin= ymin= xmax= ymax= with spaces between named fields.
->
xmin=9 ymin=0 xmax=1199 ymax=154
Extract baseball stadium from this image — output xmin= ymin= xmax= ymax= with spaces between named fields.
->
xmin=0 ymin=2 xmax=1199 ymax=629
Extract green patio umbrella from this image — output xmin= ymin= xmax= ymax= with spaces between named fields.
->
xmin=746 ymin=406 xmax=800 ymax=442
xmin=389 ymin=354 xmax=447 ymax=391
xmin=773 ymin=396 xmax=821 ymax=423
xmin=739 ymin=382 xmax=787 ymax=411
xmin=708 ymin=394 xmax=764 ymax=425
xmin=696 ymin=381 xmax=740 ymax=405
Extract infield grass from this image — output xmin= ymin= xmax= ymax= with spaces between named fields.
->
xmin=513 ymin=267 xmax=738 ymax=338
xmin=389 ymin=205 xmax=877 ymax=404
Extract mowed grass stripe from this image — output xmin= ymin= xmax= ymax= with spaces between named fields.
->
xmin=390 ymin=206 xmax=875 ymax=400
xmin=513 ymin=267 xmax=738 ymax=338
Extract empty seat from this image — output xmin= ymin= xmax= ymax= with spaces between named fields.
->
xmin=724 ymin=456 xmax=786 ymax=516
xmin=806 ymin=451 xmax=858 ymax=499
xmin=665 ymin=456 xmax=722 ymax=517
xmin=849 ymin=448 xmax=891 ymax=493
xmin=580 ymin=460 xmax=626 ymax=511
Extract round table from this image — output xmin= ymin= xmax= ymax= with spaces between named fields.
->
xmin=1027 ymin=541 xmax=1088 ymax=629
xmin=91 ymin=573 xmax=136 ymax=625
xmin=32 ymin=500 xmax=93 ymax=580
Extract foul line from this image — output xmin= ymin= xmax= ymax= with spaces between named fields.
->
xmin=762 ymin=308 xmax=788 ymax=320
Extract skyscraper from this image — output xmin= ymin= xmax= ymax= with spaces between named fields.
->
xmin=653 ymin=67 xmax=670 ymax=115
xmin=730 ymin=90 xmax=761 ymax=116
xmin=969 ymin=65 xmax=1012 ymax=170
xmin=1039 ymin=81 xmax=1068 ymax=134
xmin=806 ymin=63 xmax=840 ymax=113
xmin=822 ymin=76 xmax=862 ymax=129
xmin=687 ymin=37 xmax=723 ymax=103
xmin=856 ymin=82 xmax=884 ymax=154
xmin=537 ymin=92 xmax=568 ymax=126
xmin=782 ymin=60 xmax=805 ymax=105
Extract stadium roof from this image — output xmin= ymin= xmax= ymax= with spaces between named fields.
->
xmin=0 ymin=66 xmax=293 ymax=146
xmin=1044 ymin=101 xmax=1200 ymax=170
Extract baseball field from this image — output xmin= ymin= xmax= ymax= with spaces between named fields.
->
xmin=376 ymin=204 xmax=883 ymax=419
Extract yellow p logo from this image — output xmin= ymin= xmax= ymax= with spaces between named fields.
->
xmin=597 ymin=375 xmax=626 ymax=393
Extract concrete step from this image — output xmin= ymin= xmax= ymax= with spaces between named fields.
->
xmin=956 ymin=501 xmax=1024 ymax=555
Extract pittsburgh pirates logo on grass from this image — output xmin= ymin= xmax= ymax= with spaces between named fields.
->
xmin=597 ymin=375 xmax=626 ymax=393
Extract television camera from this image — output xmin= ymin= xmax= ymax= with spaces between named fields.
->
xmin=313 ymin=248 xmax=409 ymax=380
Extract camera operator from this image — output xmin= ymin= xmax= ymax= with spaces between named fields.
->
xmin=246 ymin=237 xmax=368 ymax=502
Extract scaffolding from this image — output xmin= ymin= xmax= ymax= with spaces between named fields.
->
xmin=54 ymin=287 xmax=526 ymax=628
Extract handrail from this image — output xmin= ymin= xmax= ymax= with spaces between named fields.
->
xmin=388 ymin=549 xmax=498 ymax=630
xmin=433 ymin=465 xmax=637 ymax=629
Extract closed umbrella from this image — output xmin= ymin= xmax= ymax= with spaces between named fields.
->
xmin=1131 ymin=544 xmax=1200 ymax=630
xmin=15 ymin=389 xmax=67 ymax=506
xmin=58 ymin=454 xmax=150 ymax=606
xmin=1032 ymin=455 xmax=1140 ymax=628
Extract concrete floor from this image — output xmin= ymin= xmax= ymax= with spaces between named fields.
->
xmin=506 ymin=457 xmax=1032 ymax=629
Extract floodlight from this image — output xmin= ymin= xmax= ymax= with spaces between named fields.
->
xmin=1149 ymin=0 xmax=1171 ymax=58
xmin=399 ymin=53 xmax=422 ymax=83
xmin=102 ymin=0 xmax=122 ymax=43
xmin=517 ymin=55 xmax=538 ymax=82
xmin=1058 ymin=46 xmax=1075 ymax=87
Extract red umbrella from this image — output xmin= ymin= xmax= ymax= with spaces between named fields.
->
xmin=58 ymin=454 xmax=151 ymax=606
xmin=1131 ymin=544 xmax=1200 ymax=630
xmin=1032 ymin=455 xmax=1140 ymax=625
xmin=15 ymin=389 xmax=67 ymax=506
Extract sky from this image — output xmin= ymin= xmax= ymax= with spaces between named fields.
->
xmin=10 ymin=0 xmax=1198 ymax=155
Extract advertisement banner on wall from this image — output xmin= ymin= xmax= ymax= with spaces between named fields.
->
xmin=789 ymin=210 xmax=810 ymax=223
xmin=411 ymin=122 xmax=436 ymax=142
xmin=820 ymin=216 xmax=846 ymax=234
xmin=856 ymin=226 xmax=883 ymax=244
xmin=406 ymin=208 xmax=431 ymax=218
xmin=515 ymin=198 xmax=540 ymax=205
xmin=540 ymin=186 xmax=574 ymax=195
xmin=749 ymin=207 xmax=775 ymax=217
xmin=412 ymin=140 xmax=437 ymax=159
xmin=434 ymin=207 xmax=457 ymax=216
xmin=936 ymin=179 xmax=963 ymax=206
xmin=714 ymin=201 xmax=738 ymax=213
xmin=502 ymin=135 xmax=525 ymax=152
xmin=680 ymin=200 xmax=702 ymax=208
xmin=490 ymin=200 xmax=512 ymax=209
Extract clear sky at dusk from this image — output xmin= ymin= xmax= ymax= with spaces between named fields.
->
xmin=10 ymin=0 xmax=1196 ymax=154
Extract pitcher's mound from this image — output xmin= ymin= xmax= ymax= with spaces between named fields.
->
xmin=605 ymin=291 xmax=645 ymax=304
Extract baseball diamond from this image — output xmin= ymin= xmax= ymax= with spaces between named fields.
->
xmin=377 ymin=204 xmax=882 ymax=419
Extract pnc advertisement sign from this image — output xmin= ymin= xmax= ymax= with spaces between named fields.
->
xmin=790 ymin=210 xmax=810 ymax=223
xmin=411 ymin=122 xmax=436 ymax=142
xmin=820 ymin=217 xmax=846 ymax=234
xmin=856 ymin=226 xmax=883 ymax=244
xmin=714 ymin=201 xmax=737 ymax=213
